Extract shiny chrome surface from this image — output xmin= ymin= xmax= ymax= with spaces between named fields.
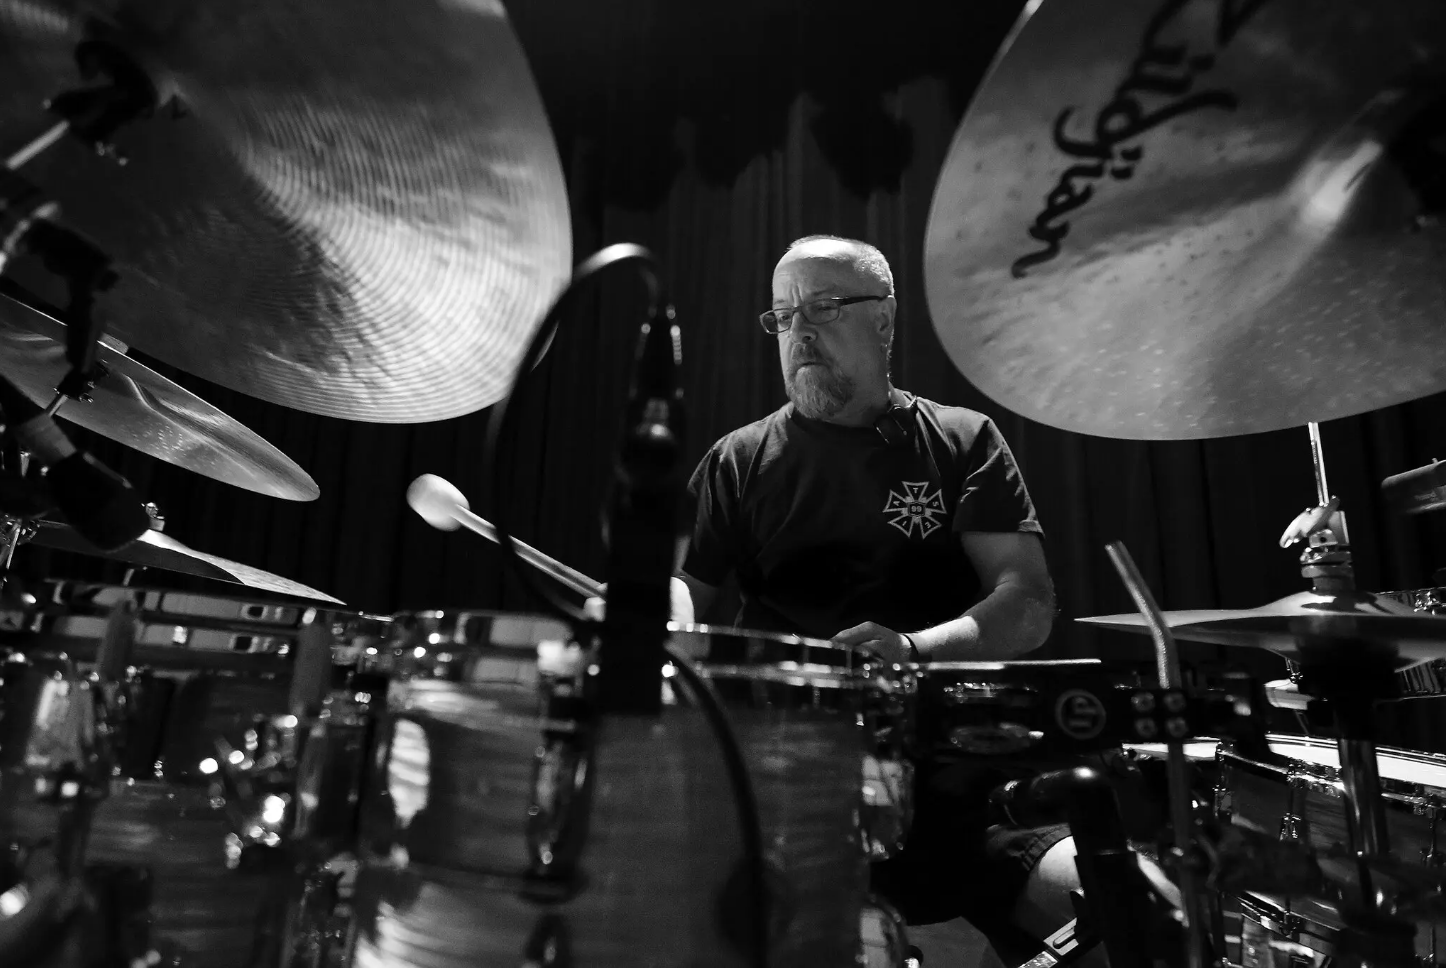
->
xmin=925 ymin=0 xmax=1446 ymax=439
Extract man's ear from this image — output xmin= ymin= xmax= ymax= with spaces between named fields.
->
xmin=878 ymin=296 xmax=898 ymax=339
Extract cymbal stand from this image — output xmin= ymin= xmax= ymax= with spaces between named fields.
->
xmin=2 ymin=36 xmax=153 ymax=421
xmin=1278 ymin=423 xmax=1416 ymax=963
xmin=1103 ymin=542 xmax=1207 ymax=968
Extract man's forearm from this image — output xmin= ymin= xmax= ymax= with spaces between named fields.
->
xmin=910 ymin=582 xmax=1055 ymax=662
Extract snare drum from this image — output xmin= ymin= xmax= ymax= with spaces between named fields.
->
xmin=350 ymin=614 xmax=912 ymax=968
xmin=0 ymin=581 xmax=384 ymax=965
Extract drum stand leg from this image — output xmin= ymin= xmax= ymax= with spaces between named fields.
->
xmin=1319 ymin=689 xmax=1418 ymax=965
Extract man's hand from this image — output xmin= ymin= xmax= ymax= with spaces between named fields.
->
xmin=832 ymin=621 xmax=914 ymax=664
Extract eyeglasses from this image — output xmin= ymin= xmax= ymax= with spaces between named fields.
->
xmin=758 ymin=295 xmax=887 ymax=334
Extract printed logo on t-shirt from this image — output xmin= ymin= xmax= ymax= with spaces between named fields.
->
xmin=882 ymin=481 xmax=946 ymax=538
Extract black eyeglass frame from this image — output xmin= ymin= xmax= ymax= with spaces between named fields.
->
xmin=758 ymin=295 xmax=887 ymax=334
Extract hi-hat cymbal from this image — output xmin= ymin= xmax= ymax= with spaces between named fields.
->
xmin=1078 ymin=589 xmax=1446 ymax=664
xmin=0 ymin=289 xmax=317 ymax=500
xmin=27 ymin=519 xmax=342 ymax=603
xmin=925 ymin=0 xmax=1446 ymax=440
xmin=0 ymin=0 xmax=571 ymax=422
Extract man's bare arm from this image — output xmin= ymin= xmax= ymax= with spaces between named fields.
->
xmin=834 ymin=532 xmax=1054 ymax=662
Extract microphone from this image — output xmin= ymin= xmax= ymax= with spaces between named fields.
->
xmin=599 ymin=303 xmax=688 ymax=714
xmin=1383 ymin=459 xmax=1446 ymax=516
xmin=0 ymin=373 xmax=150 ymax=551
xmin=95 ymin=598 xmax=137 ymax=683
xmin=288 ymin=620 xmax=334 ymax=719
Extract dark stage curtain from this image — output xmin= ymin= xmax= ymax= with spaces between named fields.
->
xmin=18 ymin=0 xmax=1446 ymax=747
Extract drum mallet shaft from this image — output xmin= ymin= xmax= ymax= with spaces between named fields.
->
xmin=407 ymin=474 xmax=602 ymax=599
xmin=1104 ymin=541 xmax=1205 ymax=969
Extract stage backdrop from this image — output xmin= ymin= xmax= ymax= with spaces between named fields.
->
xmin=25 ymin=0 xmax=1446 ymax=745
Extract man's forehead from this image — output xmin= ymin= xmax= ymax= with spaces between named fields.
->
xmin=771 ymin=253 xmax=867 ymax=298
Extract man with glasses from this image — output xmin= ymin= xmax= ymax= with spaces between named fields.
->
xmin=676 ymin=235 xmax=1082 ymax=962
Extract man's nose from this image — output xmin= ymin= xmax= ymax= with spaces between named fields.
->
xmin=790 ymin=315 xmax=819 ymax=342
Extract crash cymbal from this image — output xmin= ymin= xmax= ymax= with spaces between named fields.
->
xmin=0 ymin=0 xmax=570 ymax=422
xmin=925 ymin=0 xmax=1446 ymax=439
xmin=0 ymin=288 xmax=318 ymax=500
xmin=27 ymin=518 xmax=342 ymax=603
xmin=1078 ymin=589 xmax=1446 ymax=664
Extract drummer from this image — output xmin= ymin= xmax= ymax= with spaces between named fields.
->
xmin=675 ymin=235 xmax=1075 ymax=962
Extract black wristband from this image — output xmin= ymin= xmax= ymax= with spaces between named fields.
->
xmin=902 ymin=632 xmax=921 ymax=663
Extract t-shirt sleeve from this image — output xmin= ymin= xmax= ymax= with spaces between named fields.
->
xmin=953 ymin=418 xmax=1044 ymax=537
xmin=682 ymin=443 xmax=741 ymax=585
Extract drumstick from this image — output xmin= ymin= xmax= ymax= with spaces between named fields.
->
xmin=407 ymin=474 xmax=603 ymax=600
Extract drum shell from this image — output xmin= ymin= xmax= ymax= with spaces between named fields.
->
xmin=1216 ymin=735 xmax=1446 ymax=965
xmin=352 ymin=614 xmax=891 ymax=967
xmin=0 ymin=583 xmax=379 ymax=966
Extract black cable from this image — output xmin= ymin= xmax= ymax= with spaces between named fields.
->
xmin=665 ymin=642 xmax=769 ymax=966
xmin=484 ymin=243 xmax=660 ymax=625
xmin=484 ymin=245 xmax=767 ymax=963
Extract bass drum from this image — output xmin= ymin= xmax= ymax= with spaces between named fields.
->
xmin=348 ymin=613 xmax=913 ymax=967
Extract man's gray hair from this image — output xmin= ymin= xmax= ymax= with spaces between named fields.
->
xmin=785 ymin=235 xmax=895 ymax=297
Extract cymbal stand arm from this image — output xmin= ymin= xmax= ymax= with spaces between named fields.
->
xmin=1104 ymin=542 xmax=1206 ymax=968
xmin=1307 ymin=422 xmax=1329 ymax=506
xmin=2 ymin=40 xmax=160 ymax=175
xmin=2 ymin=122 xmax=70 ymax=173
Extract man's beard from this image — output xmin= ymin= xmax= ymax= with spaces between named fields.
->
xmin=785 ymin=361 xmax=855 ymax=419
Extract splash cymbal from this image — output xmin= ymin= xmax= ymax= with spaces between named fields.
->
xmin=0 ymin=288 xmax=318 ymax=500
xmin=1077 ymin=589 xmax=1446 ymax=664
xmin=925 ymin=0 xmax=1446 ymax=439
xmin=27 ymin=518 xmax=341 ymax=603
xmin=0 ymin=0 xmax=571 ymax=422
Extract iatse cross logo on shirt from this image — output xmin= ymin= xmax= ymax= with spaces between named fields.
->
xmin=882 ymin=481 xmax=946 ymax=539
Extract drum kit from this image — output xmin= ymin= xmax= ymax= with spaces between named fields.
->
xmin=0 ymin=0 xmax=1442 ymax=966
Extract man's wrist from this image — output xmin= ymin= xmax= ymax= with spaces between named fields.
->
xmin=901 ymin=631 xmax=921 ymax=663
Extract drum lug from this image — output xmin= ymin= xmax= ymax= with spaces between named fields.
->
xmin=1213 ymin=783 xmax=1233 ymax=822
xmin=1278 ymin=812 xmax=1307 ymax=843
xmin=523 ymin=913 xmax=572 ymax=967
xmin=527 ymin=671 xmax=595 ymax=882
xmin=859 ymin=894 xmax=910 ymax=968
xmin=1278 ymin=774 xmax=1311 ymax=844
xmin=860 ymin=754 xmax=914 ymax=861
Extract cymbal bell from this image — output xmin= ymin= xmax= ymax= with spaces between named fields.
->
xmin=1077 ymin=589 xmax=1446 ymax=665
xmin=0 ymin=288 xmax=317 ymax=500
xmin=0 ymin=0 xmax=571 ymax=422
xmin=24 ymin=518 xmax=341 ymax=603
xmin=924 ymin=0 xmax=1446 ymax=439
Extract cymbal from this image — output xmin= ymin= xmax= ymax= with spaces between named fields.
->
xmin=0 ymin=289 xmax=317 ymax=500
xmin=0 ymin=0 xmax=571 ymax=422
xmin=924 ymin=0 xmax=1446 ymax=439
xmin=1078 ymin=589 xmax=1446 ymax=664
xmin=27 ymin=519 xmax=342 ymax=603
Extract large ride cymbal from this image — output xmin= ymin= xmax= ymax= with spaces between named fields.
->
xmin=26 ymin=519 xmax=342 ymax=603
xmin=925 ymin=0 xmax=1446 ymax=439
xmin=0 ymin=0 xmax=571 ymax=422
xmin=1077 ymin=589 xmax=1446 ymax=665
xmin=0 ymin=288 xmax=318 ymax=500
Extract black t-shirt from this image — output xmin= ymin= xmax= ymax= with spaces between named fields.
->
xmin=684 ymin=394 xmax=1043 ymax=639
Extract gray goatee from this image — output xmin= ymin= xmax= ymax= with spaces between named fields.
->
xmin=786 ymin=362 xmax=854 ymax=419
